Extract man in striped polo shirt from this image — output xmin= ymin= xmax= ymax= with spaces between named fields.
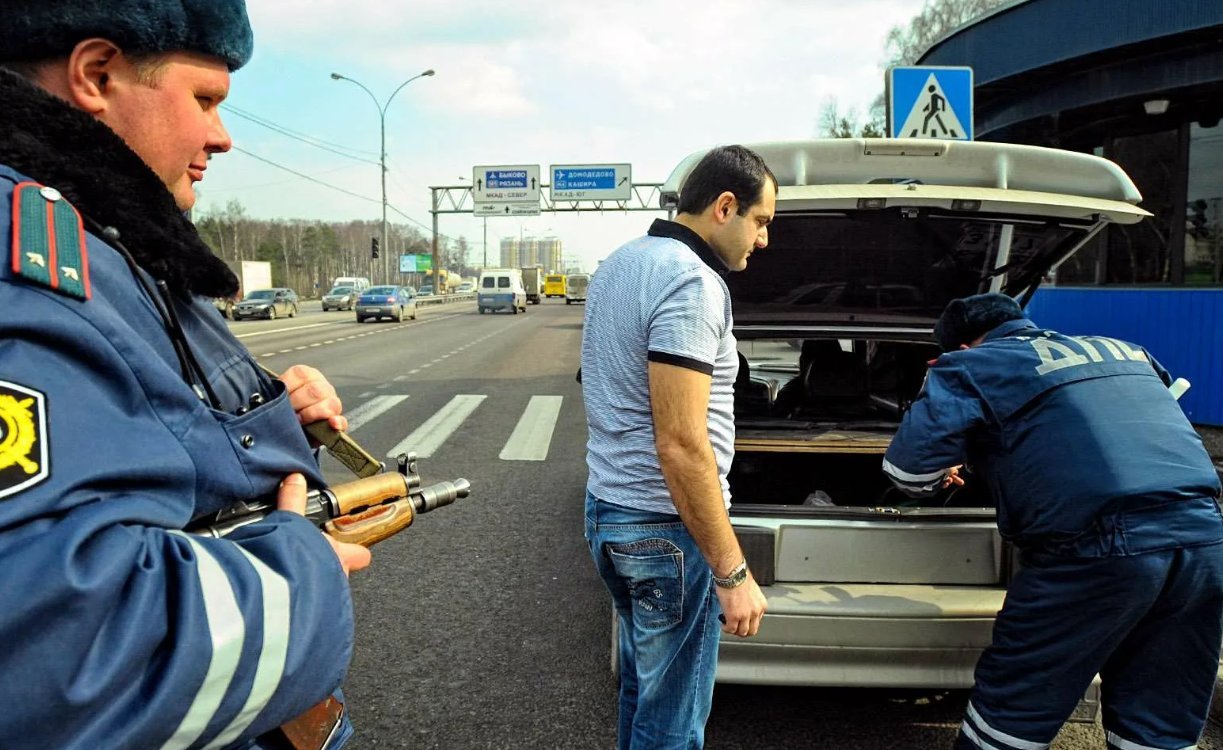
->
xmin=582 ymin=145 xmax=776 ymax=749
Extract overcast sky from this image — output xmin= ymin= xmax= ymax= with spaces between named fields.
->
xmin=198 ymin=0 xmax=929 ymax=272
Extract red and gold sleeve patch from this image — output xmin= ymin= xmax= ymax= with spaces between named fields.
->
xmin=10 ymin=182 xmax=90 ymax=300
xmin=0 ymin=380 xmax=48 ymax=500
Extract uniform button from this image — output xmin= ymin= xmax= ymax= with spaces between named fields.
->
xmin=240 ymin=434 xmax=255 ymax=449
xmin=40 ymin=186 xmax=62 ymax=202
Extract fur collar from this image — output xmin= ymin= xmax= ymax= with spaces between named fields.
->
xmin=0 ymin=70 xmax=237 ymax=297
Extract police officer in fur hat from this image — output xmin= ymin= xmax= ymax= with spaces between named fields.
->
xmin=0 ymin=3 xmax=370 ymax=747
xmin=884 ymin=292 xmax=1223 ymax=750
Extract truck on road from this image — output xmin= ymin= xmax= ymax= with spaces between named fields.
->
xmin=520 ymin=267 xmax=543 ymax=304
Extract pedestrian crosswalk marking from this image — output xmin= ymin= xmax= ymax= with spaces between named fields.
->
xmin=499 ymin=396 xmax=563 ymax=461
xmin=346 ymin=395 xmax=409 ymax=432
xmin=385 ymin=395 xmax=486 ymax=458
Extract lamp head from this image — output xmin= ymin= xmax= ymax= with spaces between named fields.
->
xmin=422 ymin=69 xmax=436 ymax=77
xmin=329 ymin=72 xmax=343 ymax=80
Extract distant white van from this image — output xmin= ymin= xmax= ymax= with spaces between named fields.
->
xmin=333 ymin=276 xmax=371 ymax=292
xmin=477 ymin=268 xmax=527 ymax=314
xmin=565 ymin=273 xmax=590 ymax=304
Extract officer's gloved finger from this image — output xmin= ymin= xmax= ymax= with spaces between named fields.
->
xmin=277 ymin=473 xmax=308 ymax=516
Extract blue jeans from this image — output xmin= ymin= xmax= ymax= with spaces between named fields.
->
xmin=584 ymin=492 xmax=722 ymax=750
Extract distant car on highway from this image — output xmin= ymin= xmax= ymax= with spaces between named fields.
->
xmin=457 ymin=282 xmax=475 ymax=294
xmin=232 ymin=288 xmax=298 ymax=320
xmin=418 ymin=284 xmax=434 ymax=297
xmin=321 ymin=286 xmax=358 ymax=311
xmin=356 ymin=285 xmax=417 ymax=323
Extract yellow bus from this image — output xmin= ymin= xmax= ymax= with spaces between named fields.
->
xmin=543 ymin=274 xmax=566 ymax=298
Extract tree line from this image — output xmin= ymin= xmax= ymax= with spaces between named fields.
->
xmin=194 ymin=200 xmax=479 ymax=296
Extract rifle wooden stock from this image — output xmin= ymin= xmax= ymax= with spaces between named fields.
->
xmin=329 ymin=472 xmax=412 ymax=515
xmin=325 ymin=500 xmax=415 ymax=546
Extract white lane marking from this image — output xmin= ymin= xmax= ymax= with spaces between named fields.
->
xmin=278 ymin=349 xmax=292 ymax=354
xmin=499 ymin=396 xmax=563 ymax=461
xmin=294 ymin=346 xmax=307 ymax=351
xmin=234 ymin=320 xmax=347 ymax=339
xmin=409 ymin=369 xmax=421 ymax=375
xmin=346 ymin=395 xmax=409 ymax=432
xmin=260 ymin=353 xmax=276 ymax=358
xmin=386 ymin=395 xmax=486 ymax=458
xmin=359 ymin=391 xmax=375 ymax=398
xmin=393 ymin=375 xmax=409 ymax=382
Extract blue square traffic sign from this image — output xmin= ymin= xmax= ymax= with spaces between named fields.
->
xmin=888 ymin=66 xmax=974 ymax=141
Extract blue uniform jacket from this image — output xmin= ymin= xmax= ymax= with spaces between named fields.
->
xmin=0 ymin=165 xmax=354 ymax=748
xmin=884 ymin=319 xmax=1222 ymax=555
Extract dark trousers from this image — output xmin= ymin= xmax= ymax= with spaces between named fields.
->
xmin=954 ymin=542 xmax=1223 ymax=750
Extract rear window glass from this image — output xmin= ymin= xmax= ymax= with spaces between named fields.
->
xmin=482 ymin=277 xmax=495 ymax=289
xmin=726 ymin=211 xmax=1082 ymax=320
xmin=367 ymin=286 xmax=396 ymax=294
xmin=498 ymin=277 xmax=510 ymax=288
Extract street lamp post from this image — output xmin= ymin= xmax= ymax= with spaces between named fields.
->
xmin=330 ymin=68 xmax=434 ymax=284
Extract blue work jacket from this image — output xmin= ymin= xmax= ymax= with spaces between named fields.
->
xmin=884 ymin=319 xmax=1222 ymax=555
xmin=0 ymin=165 xmax=353 ymax=749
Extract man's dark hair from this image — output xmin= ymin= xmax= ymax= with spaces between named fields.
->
xmin=676 ymin=145 xmax=777 ymax=216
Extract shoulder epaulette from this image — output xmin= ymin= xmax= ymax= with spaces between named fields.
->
xmin=10 ymin=182 xmax=90 ymax=300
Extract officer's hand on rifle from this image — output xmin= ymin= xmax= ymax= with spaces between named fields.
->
xmin=280 ymin=364 xmax=348 ymax=433
xmin=278 ymin=473 xmax=371 ymax=576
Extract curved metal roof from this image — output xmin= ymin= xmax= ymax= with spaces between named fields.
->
xmin=917 ymin=0 xmax=1223 ymax=138
xmin=920 ymin=0 xmax=1223 ymax=87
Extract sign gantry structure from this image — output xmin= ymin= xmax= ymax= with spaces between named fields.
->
xmin=426 ymin=163 xmax=666 ymax=284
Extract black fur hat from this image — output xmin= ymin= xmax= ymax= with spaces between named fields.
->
xmin=933 ymin=293 xmax=1026 ymax=352
xmin=0 ymin=1 xmax=253 ymax=71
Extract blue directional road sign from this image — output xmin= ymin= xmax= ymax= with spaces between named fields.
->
xmin=550 ymin=164 xmax=632 ymax=201
xmin=472 ymin=164 xmax=541 ymax=203
xmin=888 ymin=66 xmax=973 ymax=141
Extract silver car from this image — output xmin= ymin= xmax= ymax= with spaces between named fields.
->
xmin=321 ymin=286 xmax=357 ymax=311
xmin=615 ymin=139 xmax=1147 ymax=697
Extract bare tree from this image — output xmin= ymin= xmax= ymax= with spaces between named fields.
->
xmin=818 ymin=97 xmax=886 ymax=138
xmin=883 ymin=0 xmax=1008 ymax=68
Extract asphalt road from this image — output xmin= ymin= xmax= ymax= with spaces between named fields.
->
xmin=229 ymin=299 xmax=1223 ymax=750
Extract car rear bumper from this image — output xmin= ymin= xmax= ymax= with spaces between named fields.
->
xmin=715 ymin=582 xmax=1003 ymax=687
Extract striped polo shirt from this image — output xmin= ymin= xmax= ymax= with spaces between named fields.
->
xmin=582 ymin=219 xmax=738 ymax=514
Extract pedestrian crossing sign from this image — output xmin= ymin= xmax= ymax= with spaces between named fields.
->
xmin=888 ymin=66 xmax=974 ymax=141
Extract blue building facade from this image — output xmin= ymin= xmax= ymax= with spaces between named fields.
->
xmin=921 ymin=0 xmax=1223 ymax=424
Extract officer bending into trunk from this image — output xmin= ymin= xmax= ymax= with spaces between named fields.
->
xmin=883 ymin=293 xmax=1223 ymax=750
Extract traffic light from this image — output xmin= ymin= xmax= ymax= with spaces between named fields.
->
xmin=371 ymin=237 xmax=380 ymax=259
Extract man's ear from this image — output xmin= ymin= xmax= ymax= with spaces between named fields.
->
xmin=64 ymin=38 xmax=124 ymax=115
xmin=713 ymin=191 xmax=737 ymax=224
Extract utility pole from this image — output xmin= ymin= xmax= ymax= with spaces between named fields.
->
xmin=330 ymin=69 xmax=435 ymax=286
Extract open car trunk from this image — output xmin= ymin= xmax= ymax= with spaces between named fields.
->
xmin=728 ymin=336 xmax=1003 ymax=588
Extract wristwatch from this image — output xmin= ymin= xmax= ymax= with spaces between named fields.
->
xmin=713 ymin=559 xmax=749 ymax=589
